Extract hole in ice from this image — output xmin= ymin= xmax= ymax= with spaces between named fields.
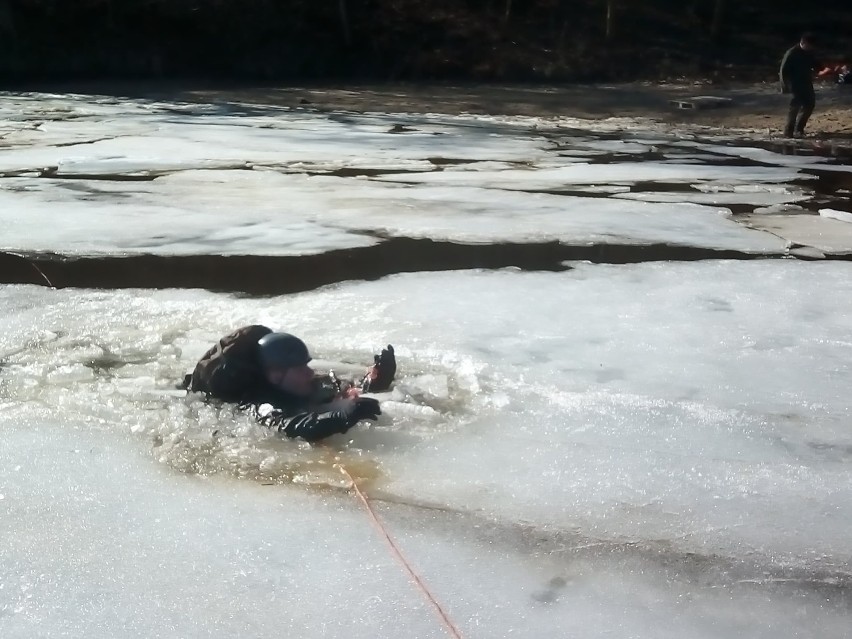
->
xmin=0 ymin=332 xmax=475 ymax=490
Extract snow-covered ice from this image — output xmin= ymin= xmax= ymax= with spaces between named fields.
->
xmin=742 ymin=213 xmax=852 ymax=254
xmin=1 ymin=92 xmax=851 ymax=638
xmin=0 ymin=171 xmax=788 ymax=254
xmin=1 ymin=92 xmax=843 ymax=257
xmin=5 ymin=422 xmax=848 ymax=639
xmin=2 ymin=262 xmax=852 ymax=636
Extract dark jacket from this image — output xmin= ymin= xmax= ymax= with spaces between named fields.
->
xmin=240 ymin=378 xmax=355 ymax=443
xmin=780 ymin=45 xmax=817 ymax=92
xmin=184 ymin=324 xmax=358 ymax=442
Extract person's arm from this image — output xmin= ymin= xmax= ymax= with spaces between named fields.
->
xmin=248 ymin=402 xmax=352 ymax=442
xmin=245 ymin=397 xmax=381 ymax=442
xmin=779 ymin=48 xmax=794 ymax=92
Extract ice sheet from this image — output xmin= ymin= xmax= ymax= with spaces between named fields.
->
xmin=4 ymin=422 xmax=848 ymax=639
xmin=672 ymin=141 xmax=851 ymax=172
xmin=0 ymin=92 xmax=825 ymax=256
xmin=0 ymin=169 xmax=787 ymax=255
xmin=373 ymin=162 xmax=803 ymax=190
xmin=3 ymin=262 xmax=852 ymax=636
xmin=820 ymin=208 xmax=852 ymax=224
xmin=3 ymin=92 xmax=852 ymax=639
xmin=677 ymin=141 xmax=849 ymax=171
xmin=0 ymin=173 xmax=378 ymax=256
xmin=2 ymin=262 xmax=851 ymax=572
xmin=614 ymin=189 xmax=807 ymax=207
xmin=0 ymin=94 xmax=554 ymax=174
xmin=741 ymin=213 xmax=852 ymax=254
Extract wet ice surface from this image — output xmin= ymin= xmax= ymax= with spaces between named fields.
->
xmin=2 ymin=262 xmax=852 ymax=637
xmin=6 ymin=425 xmax=848 ymax=639
xmin=3 ymin=92 xmax=850 ymax=257
xmin=2 ymin=93 xmax=852 ymax=637
xmin=0 ymin=172 xmax=787 ymax=254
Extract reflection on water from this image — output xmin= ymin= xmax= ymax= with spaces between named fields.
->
xmin=152 ymin=425 xmax=383 ymax=491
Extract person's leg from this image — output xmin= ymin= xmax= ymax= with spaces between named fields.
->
xmin=785 ymin=93 xmax=801 ymax=137
xmin=795 ymin=87 xmax=816 ymax=134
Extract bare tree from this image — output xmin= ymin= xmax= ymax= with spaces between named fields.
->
xmin=711 ymin=0 xmax=725 ymax=38
xmin=0 ymin=0 xmax=15 ymax=38
xmin=605 ymin=0 xmax=615 ymax=41
xmin=339 ymin=0 xmax=352 ymax=46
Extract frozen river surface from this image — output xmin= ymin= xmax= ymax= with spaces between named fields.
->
xmin=1 ymin=93 xmax=851 ymax=638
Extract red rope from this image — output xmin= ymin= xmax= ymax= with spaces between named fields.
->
xmin=336 ymin=463 xmax=464 ymax=639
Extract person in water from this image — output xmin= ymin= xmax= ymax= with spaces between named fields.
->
xmin=185 ymin=325 xmax=396 ymax=442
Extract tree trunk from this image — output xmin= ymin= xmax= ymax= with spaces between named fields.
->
xmin=504 ymin=0 xmax=513 ymax=25
xmin=711 ymin=0 xmax=725 ymax=39
xmin=0 ymin=0 xmax=15 ymax=38
xmin=605 ymin=0 xmax=614 ymax=42
xmin=338 ymin=0 xmax=351 ymax=46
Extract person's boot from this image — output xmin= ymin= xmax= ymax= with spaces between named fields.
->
xmin=785 ymin=102 xmax=800 ymax=138
xmin=796 ymin=99 xmax=815 ymax=138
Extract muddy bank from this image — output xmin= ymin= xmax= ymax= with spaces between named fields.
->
xmin=26 ymin=81 xmax=850 ymax=139
xmin=183 ymin=83 xmax=852 ymax=138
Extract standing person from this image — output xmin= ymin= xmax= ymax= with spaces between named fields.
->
xmin=780 ymin=33 xmax=819 ymax=137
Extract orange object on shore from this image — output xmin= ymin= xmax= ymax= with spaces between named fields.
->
xmin=818 ymin=63 xmax=850 ymax=78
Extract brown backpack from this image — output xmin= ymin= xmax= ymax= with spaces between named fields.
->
xmin=187 ymin=325 xmax=273 ymax=401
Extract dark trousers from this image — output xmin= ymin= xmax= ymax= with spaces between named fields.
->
xmin=786 ymin=85 xmax=815 ymax=135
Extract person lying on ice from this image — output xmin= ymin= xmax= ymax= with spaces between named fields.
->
xmin=184 ymin=325 xmax=396 ymax=442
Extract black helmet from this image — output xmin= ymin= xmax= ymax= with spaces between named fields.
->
xmin=257 ymin=332 xmax=312 ymax=370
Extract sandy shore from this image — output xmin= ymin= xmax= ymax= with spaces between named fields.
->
xmin=178 ymin=81 xmax=852 ymax=139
